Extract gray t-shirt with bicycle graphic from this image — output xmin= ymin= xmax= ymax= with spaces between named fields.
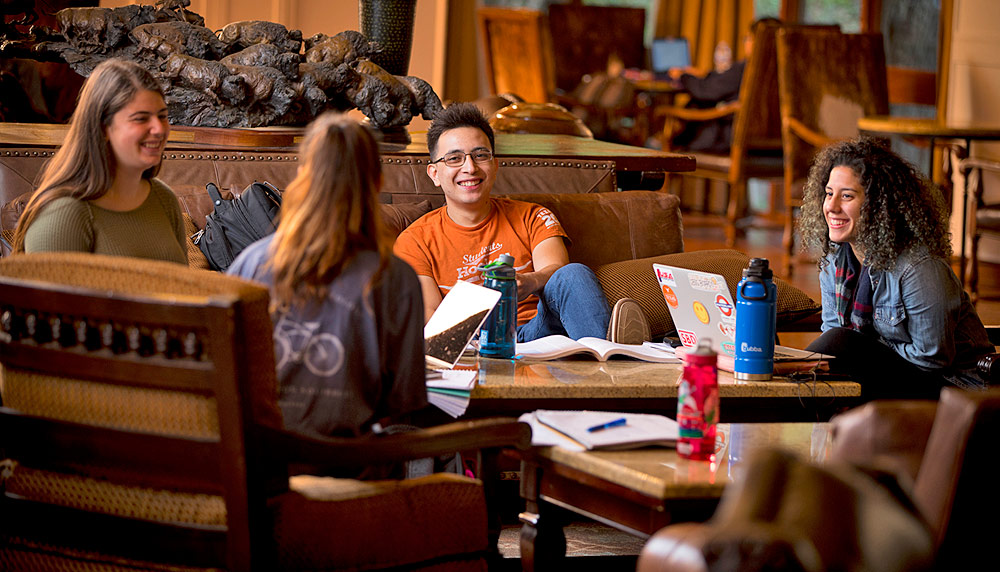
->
xmin=229 ymin=236 xmax=427 ymax=437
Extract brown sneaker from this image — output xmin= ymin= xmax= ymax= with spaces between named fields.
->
xmin=607 ymin=298 xmax=651 ymax=345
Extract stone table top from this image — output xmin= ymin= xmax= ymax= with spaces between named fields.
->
xmin=465 ymin=357 xmax=859 ymax=400
xmin=531 ymin=422 xmax=831 ymax=499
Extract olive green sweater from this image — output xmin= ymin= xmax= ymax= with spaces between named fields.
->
xmin=24 ymin=178 xmax=188 ymax=265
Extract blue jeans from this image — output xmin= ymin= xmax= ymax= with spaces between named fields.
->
xmin=516 ymin=263 xmax=610 ymax=342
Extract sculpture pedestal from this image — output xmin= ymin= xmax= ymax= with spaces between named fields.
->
xmin=372 ymin=124 xmax=411 ymax=145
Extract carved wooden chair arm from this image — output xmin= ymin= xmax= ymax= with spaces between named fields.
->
xmin=958 ymin=156 xmax=1000 ymax=175
xmin=654 ymin=100 xmax=740 ymax=124
xmin=784 ymin=117 xmax=837 ymax=148
xmin=959 ymin=157 xmax=1000 ymax=207
xmin=258 ymin=417 xmax=532 ymax=470
xmin=654 ymin=101 xmax=741 ymax=151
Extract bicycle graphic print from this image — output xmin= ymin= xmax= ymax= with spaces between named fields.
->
xmin=273 ymin=315 xmax=345 ymax=377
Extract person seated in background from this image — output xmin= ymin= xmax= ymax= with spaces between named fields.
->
xmin=800 ymin=137 xmax=993 ymax=398
xmin=228 ymin=112 xmax=427 ymax=439
xmin=13 ymin=58 xmax=187 ymax=264
xmin=393 ymin=102 xmax=650 ymax=344
xmin=665 ymin=17 xmax=782 ymax=153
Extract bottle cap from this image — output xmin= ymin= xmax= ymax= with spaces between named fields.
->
xmin=498 ymin=253 xmax=515 ymax=266
xmin=685 ymin=338 xmax=717 ymax=366
xmin=742 ymin=257 xmax=773 ymax=280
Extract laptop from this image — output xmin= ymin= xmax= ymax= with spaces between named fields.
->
xmin=652 ymin=264 xmax=826 ymax=362
xmin=650 ymin=37 xmax=691 ymax=74
xmin=424 ymin=280 xmax=500 ymax=369
xmin=653 ymin=264 xmax=738 ymax=357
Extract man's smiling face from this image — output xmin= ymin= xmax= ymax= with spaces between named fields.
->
xmin=426 ymin=126 xmax=498 ymax=210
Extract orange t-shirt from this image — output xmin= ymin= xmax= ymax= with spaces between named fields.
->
xmin=393 ymin=198 xmax=568 ymax=324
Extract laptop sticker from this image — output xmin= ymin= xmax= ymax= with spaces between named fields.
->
xmin=661 ymin=284 xmax=679 ymax=308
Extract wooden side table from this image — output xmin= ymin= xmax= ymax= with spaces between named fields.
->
xmin=857 ymin=116 xmax=1000 ymax=285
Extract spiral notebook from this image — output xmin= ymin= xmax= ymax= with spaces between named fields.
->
xmin=522 ymin=410 xmax=678 ymax=451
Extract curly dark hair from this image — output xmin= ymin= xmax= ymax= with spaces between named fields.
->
xmin=426 ymin=102 xmax=495 ymax=159
xmin=799 ymin=136 xmax=952 ymax=271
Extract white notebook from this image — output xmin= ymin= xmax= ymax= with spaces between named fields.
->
xmin=527 ymin=410 xmax=679 ymax=451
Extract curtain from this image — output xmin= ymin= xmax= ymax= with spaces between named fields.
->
xmin=654 ymin=0 xmax=756 ymax=74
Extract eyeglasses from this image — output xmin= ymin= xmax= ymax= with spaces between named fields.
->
xmin=430 ymin=149 xmax=494 ymax=167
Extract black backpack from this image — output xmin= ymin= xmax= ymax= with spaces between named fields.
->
xmin=194 ymin=181 xmax=282 ymax=271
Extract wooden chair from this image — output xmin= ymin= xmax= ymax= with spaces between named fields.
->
xmin=959 ymin=156 xmax=1000 ymax=302
xmin=478 ymin=7 xmax=554 ymax=104
xmin=656 ymin=21 xmax=786 ymax=248
xmin=0 ymin=252 xmax=530 ymax=571
xmin=546 ymin=3 xmax=645 ymax=96
xmin=776 ymin=30 xmax=890 ymax=275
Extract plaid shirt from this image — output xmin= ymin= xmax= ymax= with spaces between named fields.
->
xmin=833 ymin=244 xmax=874 ymax=333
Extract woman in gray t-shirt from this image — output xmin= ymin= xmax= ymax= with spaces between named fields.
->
xmin=228 ymin=112 xmax=426 ymax=438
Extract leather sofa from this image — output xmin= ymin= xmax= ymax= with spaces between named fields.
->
xmin=1 ymin=146 xmax=617 ymax=216
xmin=0 ymin=148 xmax=819 ymax=339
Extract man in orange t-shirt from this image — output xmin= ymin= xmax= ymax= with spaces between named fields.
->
xmin=394 ymin=103 xmax=648 ymax=343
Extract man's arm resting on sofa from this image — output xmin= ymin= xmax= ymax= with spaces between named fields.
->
xmin=517 ymin=236 xmax=569 ymax=301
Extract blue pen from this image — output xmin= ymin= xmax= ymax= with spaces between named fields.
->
xmin=587 ymin=417 xmax=627 ymax=432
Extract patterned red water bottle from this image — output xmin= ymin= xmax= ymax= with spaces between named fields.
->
xmin=677 ymin=338 xmax=719 ymax=461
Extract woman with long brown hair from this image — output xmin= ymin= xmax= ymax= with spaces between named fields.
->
xmin=228 ymin=112 xmax=426 ymax=438
xmin=13 ymin=58 xmax=186 ymax=263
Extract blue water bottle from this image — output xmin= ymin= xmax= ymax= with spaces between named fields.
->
xmin=734 ymin=258 xmax=777 ymax=381
xmin=479 ymin=254 xmax=517 ymax=358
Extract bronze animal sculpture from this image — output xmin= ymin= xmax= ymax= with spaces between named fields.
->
xmin=5 ymin=3 xmax=442 ymax=129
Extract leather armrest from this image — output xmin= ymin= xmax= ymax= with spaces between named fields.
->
xmin=830 ymin=400 xmax=938 ymax=483
xmin=638 ymin=523 xmax=711 ymax=572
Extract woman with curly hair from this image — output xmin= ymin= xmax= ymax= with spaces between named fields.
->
xmin=800 ymin=137 xmax=992 ymax=397
xmin=227 ymin=112 xmax=427 ymax=439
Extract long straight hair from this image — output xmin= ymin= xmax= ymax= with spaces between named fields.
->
xmin=267 ymin=112 xmax=390 ymax=312
xmin=13 ymin=59 xmax=165 ymax=253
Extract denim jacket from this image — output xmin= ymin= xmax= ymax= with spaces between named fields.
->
xmin=820 ymin=244 xmax=993 ymax=388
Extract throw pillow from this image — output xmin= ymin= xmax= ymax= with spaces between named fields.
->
xmin=381 ymin=200 xmax=433 ymax=237
xmin=595 ymin=249 xmax=820 ymax=339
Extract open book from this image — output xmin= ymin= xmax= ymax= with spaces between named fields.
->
xmin=523 ymin=410 xmax=679 ymax=451
xmin=516 ymin=335 xmax=680 ymax=363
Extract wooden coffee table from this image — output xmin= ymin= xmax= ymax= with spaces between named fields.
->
xmin=513 ymin=422 xmax=831 ymax=571
xmin=464 ymin=357 xmax=860 ymax=422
